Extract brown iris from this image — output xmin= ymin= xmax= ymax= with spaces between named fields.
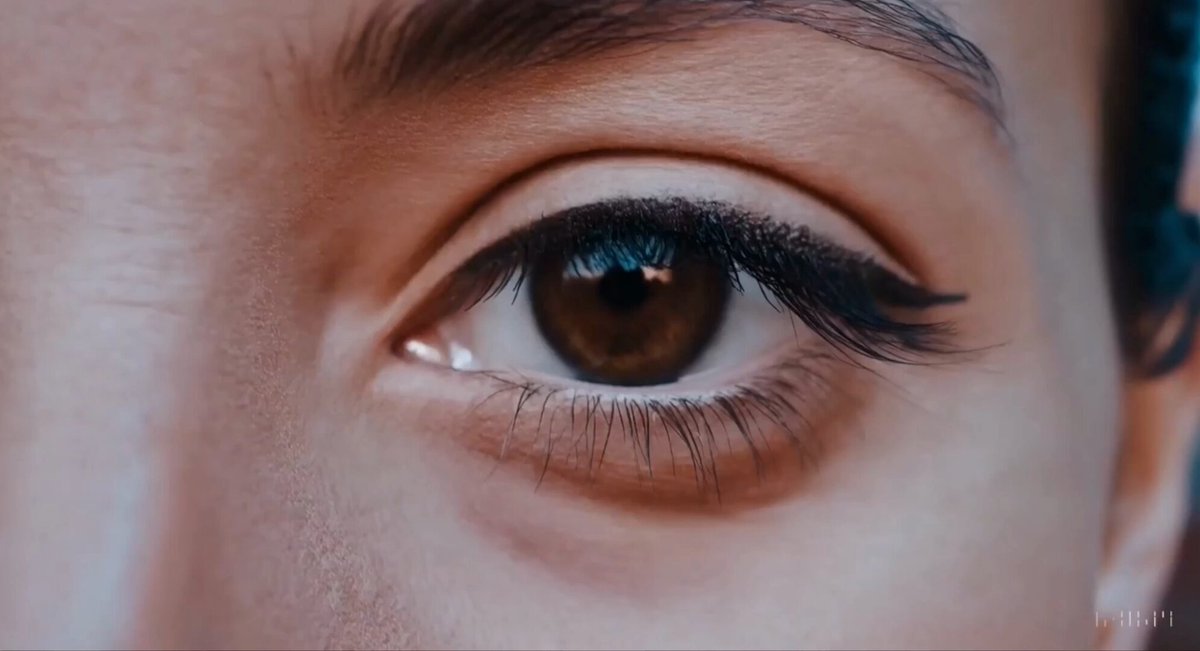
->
xmin=529 ymin=243 xmax=731 ymax=386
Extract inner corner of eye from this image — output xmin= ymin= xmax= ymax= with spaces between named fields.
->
xmin=399 ymin=330 xmax=478 ymax=372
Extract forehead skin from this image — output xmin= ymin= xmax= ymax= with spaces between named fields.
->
xmin=0 ymin=1 xmax=1114 ymax=649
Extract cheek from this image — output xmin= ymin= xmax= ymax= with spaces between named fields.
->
xmin=829 ymin=362 xmax=1113 ymax=648
xmin=308 ymin=328 xmax=1113 ymax=650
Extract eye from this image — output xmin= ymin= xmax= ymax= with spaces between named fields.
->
xmin=390 ymin=158 xmax=967 ymax=506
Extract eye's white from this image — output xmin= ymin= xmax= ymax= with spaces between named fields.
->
xmin=410 ymin=266 xmax=808 ymax=385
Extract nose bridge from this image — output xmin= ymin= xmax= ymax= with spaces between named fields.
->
xmin=0 ymin=182 xmax=212 ymax=647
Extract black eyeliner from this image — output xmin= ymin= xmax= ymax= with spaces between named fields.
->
xmin=442 ymin=196 xmax=967 ymax=365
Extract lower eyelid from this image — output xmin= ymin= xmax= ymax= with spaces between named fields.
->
xmin=410 ymin=346 xmax=866 ymax=509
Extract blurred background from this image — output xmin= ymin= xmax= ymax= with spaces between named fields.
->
xmin=1152 ymin=452 xmax=1200 ymax=649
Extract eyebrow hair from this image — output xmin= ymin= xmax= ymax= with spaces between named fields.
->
xmin=334 ymin=0 xmax=1002 ymax=122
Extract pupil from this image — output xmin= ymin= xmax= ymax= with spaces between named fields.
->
xmin=597 ymin=267 xmax=651 ymax=312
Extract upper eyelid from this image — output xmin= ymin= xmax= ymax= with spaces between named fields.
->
xmin=396 ymin=150 xmax=917 ymax=291
xmin=321 ymin=21 xmax=1018 ymax=307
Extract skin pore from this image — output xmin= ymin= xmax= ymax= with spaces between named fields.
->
xmin=0 ymin=1 xmax=1195 ymax=649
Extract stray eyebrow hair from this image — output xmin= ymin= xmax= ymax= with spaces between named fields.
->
xmin=332 ymin=0 xmax=1003 ymax=122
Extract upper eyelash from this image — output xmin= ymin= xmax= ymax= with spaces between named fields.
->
xmin=436 ymin=196 xmax=968 ymax=365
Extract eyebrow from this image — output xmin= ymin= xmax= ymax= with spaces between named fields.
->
xmin=333 ymin=0 xmax=1003 ymax=122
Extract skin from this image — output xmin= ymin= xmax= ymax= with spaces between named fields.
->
xmin=0 ymin=1 xmax=1196 ymax=649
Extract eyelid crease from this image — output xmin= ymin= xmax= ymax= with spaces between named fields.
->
xmin=390 ymin=149 xmax=940 ymax=305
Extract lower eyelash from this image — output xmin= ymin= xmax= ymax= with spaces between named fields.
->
xmin=463 ymin=347 xmax=855 ymax=504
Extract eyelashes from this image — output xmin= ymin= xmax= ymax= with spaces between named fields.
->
xmin=398 ymin=195 xmax=969 ymax=504
xmin=465 ymin=351 xmax=844 ymax=504
xmin=432 ymin=196 xmax=966 ymax=365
